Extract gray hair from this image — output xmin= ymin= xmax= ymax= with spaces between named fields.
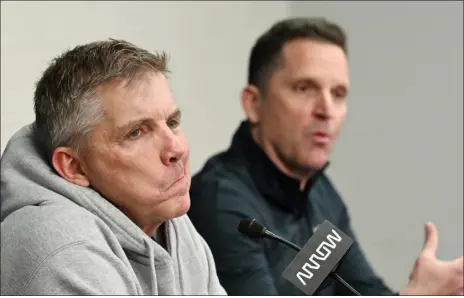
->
xmin=33 ymin=38 xmax=169 ymax=160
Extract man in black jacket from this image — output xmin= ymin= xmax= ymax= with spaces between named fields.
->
xmin=188 ymin=17 xmax=464 ymax=296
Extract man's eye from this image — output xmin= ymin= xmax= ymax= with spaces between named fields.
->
xmin=333 ymin=89 xmax=347 ymax=100
xmin=128 ymin=129 xmax=142 ymax=139
xmin=296 ymin=85 xmax=310 ymax=93
xmin=167 ymin=119 xmax=179 ymax=129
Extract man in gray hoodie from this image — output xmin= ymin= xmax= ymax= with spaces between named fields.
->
xmin=1 ymin=39 xmax=227 ymax=295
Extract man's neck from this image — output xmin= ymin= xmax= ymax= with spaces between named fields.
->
xmin=143 ymin=224 xmax=161 ymax=237
xmin=151 ymin=223 xmax=167 ymax=249
xmin=119 ymin=205 xmax=163 ymax=237
xmin=102 ymin=195 xmax=165 ymax=237
xmin=251 ymin=127 xmax=313 ymax=191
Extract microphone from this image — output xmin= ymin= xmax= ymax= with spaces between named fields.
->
xmin=238 ymin=218 xmax=361 ymax=296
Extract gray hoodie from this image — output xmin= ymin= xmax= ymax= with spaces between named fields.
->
xmin=0 ymin=124 xmax=227 ymax=295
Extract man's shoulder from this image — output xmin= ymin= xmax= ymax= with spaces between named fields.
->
xmin=188 ymin=150 xmax=263 ymax=231
xmin=190 ymin=150 xmax=259 ymax=211
xmin=1 ymin=201 xmax=119 ymax=269
xmin=193 ymin=147 xmax=257 ymax=189
xmin=1 ymin=201 xmax=137 ymax=295
xmin=193 ymin=149 xmax=251 ymax=185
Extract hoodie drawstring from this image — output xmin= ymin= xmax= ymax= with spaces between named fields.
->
xmin=143 ymin=238 xmax=157 ymax=295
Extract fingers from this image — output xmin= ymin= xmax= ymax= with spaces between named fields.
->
xmin=421 ymin=222 xmax=438 ymax=257
xmin=454 ymin=257 xmax=464 ymax=295
xmin=454 ymin=256 xmax=464 ymax=266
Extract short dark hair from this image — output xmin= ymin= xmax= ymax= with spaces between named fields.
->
xmin=247 ymin=17 xmax=347 ymax=93
xmin=33 ymin=39 xmax=169 ymax=159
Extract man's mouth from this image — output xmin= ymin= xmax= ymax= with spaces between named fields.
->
xmin=311 ymin=131 xmax=331 ymax=144
xmin=172 ymin=172 xmax=186 ymax=185
xmin=163 ymin=166 xmax=187 ymax=192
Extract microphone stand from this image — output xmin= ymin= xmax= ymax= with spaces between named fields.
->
xmin=264 ymin=230 xmax=362 ymax=296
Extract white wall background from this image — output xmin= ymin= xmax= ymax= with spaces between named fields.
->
xmin=1 ymin=0 xmax=462 ymax=293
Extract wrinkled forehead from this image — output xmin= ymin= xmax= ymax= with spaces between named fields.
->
xmin=95 ymin=72 xmax=176 ymax=124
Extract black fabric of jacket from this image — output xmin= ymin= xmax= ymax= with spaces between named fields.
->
xmin=188 ymin=121 xmax=394 ymax=296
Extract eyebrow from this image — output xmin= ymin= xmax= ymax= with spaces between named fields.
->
xmin=292 ymin=77 xmax=349 ymax=92
xmin=115 ymin=108 xmax=182 ymax=135
xmin=168 ymin=108 xmax=181 ymax=121
xmin=114 ymin=118 xmax=151 ymax=137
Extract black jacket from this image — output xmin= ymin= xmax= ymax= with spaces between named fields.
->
xmin=188 ymin=121 xmax=394 ymax=295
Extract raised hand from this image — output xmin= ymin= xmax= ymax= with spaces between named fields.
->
xmin=401 ymin=222 xmax=463 ymax=296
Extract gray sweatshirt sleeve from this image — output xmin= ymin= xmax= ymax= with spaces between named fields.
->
xmin=19 ymin=241 xmax=139 ymax=295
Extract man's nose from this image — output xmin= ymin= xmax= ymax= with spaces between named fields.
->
xmin=312 ymin=91 xmax=334 ymax=120
xmin=160 ymin=130 xmax=185 ymax=166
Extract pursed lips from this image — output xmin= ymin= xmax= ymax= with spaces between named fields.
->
xmin=162 ymin=164 xmax=186 ymax=192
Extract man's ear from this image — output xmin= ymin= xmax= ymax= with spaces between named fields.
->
xmin=52 ymin=147 xmax=90 ymax=187
xmin=241 ymin=85 xmax=263 ymax=125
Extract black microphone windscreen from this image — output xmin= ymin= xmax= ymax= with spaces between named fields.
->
xmin=238 ymin=218 xmax=266 ymax=238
